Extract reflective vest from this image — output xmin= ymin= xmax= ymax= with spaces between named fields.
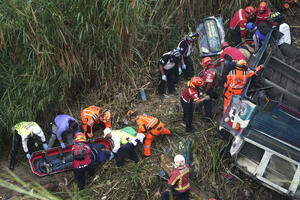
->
xmin=202 ymin=65 xmax=216 ymax=85
xmin=181 ymin=81 xmax=201 ymax=103
xmin=168 ymin=164 xmax=191 ymax=192
xmin=135 ymin=115 xmax=162 ymax=135
xmin=256 ymin=8 xmax=270 ymax=25
xmin=229 ymin=9 xmax=247 ymax=38
xmin=111 ymin=130 xmax=135 ymax=145
xmin=81 ymin=106 xmax=111 ymax=128
xmin=15 ymin=122 xmax=39 ymax=137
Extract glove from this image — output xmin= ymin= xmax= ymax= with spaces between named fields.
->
xmin=136 ymin=133 xmax=145 ymax=143
xmin=72 ymin=139 xmax=75 ymax=144
xmin=43 ymin=143 xmax=48 ymax=151
xmin=61 ymin=142 xmax=66 ymax=149
xmin=204 ymin=95 xmax=211 ymax=100
xmin=26 ymin=153 xmax=31 ymax=159
xmin=109 ymin=152 xmax=115 ymax=160
xmin=162 ymin=75 xmax=167 ymax=81
xmin=178 ymin=67 xmax=182 ymax=75
xmin=129 ymin=138 xmax=137 ymax=146
xmin=182 ymin=64 xmax=186 ymax=70
xmin=87 ymin=132 xmax=93 ymax=138
xmin=260 ymin=64 xmax=264 ymax=68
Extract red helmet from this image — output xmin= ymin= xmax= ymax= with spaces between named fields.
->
xmin=75 ymin=132 xmax=86 ymax=143
xmin=245 ymin=6 xmax=255 ymax=17
xmin=191 ymin=77 xmax=204 ymax=88
xmin=202 ymin=57 xmax=212 ymax=66
xmin=258 ymin=2 xmax=267 ymax=10
xmin=221 ymin=42 xmax=229 ymax=49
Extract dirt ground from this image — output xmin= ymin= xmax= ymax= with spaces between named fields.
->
xmin=1 ymin=6 xmax=300 ymax=200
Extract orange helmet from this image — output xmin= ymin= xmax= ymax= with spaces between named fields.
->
xmin=191 ymin=77 xmax=204 ymax=88
xmin=236 ymin=59 xmax=248 ymax=70
xmin=245 ymin=6 xmax=255 ymax=17
xmin=126 ymin=109 xmax=137 ymax=120
xmin=75 ymin=132 xmax=86 ymax=143
xmin=258 ymin=1 xmax=267 ymax=11
xmin=202 ymin=57 xmax=212 ymax=66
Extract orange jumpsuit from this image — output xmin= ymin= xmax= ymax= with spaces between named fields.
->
xmin=81 ymin=106 xmax=111 ymax=138
xmin=223 ymin=66 xmax=262 ymax=113
xmin=135 ymin=115 xmax=171 ymax=156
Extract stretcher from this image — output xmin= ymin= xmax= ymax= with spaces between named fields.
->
xmin=29 ymin=138 xmax=112 ymax=176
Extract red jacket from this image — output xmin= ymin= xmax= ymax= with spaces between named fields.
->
xmin=181 ymin=81 xmax=201 ymax=103
xmin=256 ymin=8 xmax=270 ymax=25
xmin=72 ymin=143 xmax=92 ymax=169
xmin=229 ymin=9 xmax=247 ymax=38
xmin=202 ymin=65 xmax=216 ymax=86
xmin=220 ymin=47 xmax=246 ymax=63
xmin=168 ymin=164 xmax=190 ymax=192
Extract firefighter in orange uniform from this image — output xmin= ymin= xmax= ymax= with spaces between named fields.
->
xmin=126 ymin=110 xmax=171 ymax=157
xmin=229 ymin=6 xmax=256 ymax=45
xmin=81 ymin=105 xmax=111 ymax=138
xmin=223 ymin=60 xmax=263 ymax=113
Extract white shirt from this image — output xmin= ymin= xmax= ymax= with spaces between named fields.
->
xmin=278 ymin=23 xmax=291 ymax=45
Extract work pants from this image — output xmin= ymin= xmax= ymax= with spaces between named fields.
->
xmin=48 ymin=122 xmax=73 ymax=148
xmin=9 ymin=131 xmax=35 ymax=170
xmin=73 ymin=163 xmax=95 ymax=190
xmin=183 ymin=56 xmax=194 ymax=79
xmin=116 ymin=143 xmax=138 ymax=167
xmin=144 ymin=123 xmax=171 ymax=156
xmin=220 ymin=60 xmax=236 ymax=86
xmin=223 ymin=87 xmax=242 ymax=113
xmin=158 ymin=66 xmax=177 ymax=95
xmin=161 ymin=189 xmax=190 ymax=200
xmin=204 ymin=89 xmax=219 ymax=118
xmin=229 ymin=27 xmax=241 ymax=46
xmin=180 ymin=97 xmax=193 ymax=131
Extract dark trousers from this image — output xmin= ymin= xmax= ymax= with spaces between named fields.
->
xmin=161 ymin=189 xmax=190 ymax=200
xmin=220 ymin=60 xmax=236 ymax=87
xmin=180 ymin=97 xmax=193 ymax=131
xmin=74 ymin=163 xmax=95 ymax=190
xmin=158 ymin=67 xmax=177 ymax=95
xmin=183 ymin=56 xmax=194 ymax=79
xmin=229 ymin=27 xmax=241 ymax=46
xmin=116 ymin=143 xmax=139 ymax=167
xmin=9 ymin=131 xmax=35 ymax=170
xmin=203 ymin=89 xmax=219 ymax=118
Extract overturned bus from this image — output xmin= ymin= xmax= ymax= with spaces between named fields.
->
xmin=219 ymin=29 xmax=300 ymax=198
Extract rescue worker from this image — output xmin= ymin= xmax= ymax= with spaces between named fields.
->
xmin=200 ymin=57 xmax=219 ymax=121
xmin=126 ymin=110 xmax=171 ymax=157
xmin=9 ymin=121 xmax=48 ymax=170
xmin=48 ymin=114 xmax=80 ymax=149
xmin=180 ymin=77 xmax=211 ymax=132
xmin=268 ymin=12 xmax=291 ymax=46
xmin=158 ymin=49 xmax=182 ymax=100
xmin=81 ymin=105 xmax=112 ymax=139
xmin=161 ymin=154 xmax=190 ymax=200
xmin=229 ymin=6 xmax=256 ymax=45
xmin=223 ymin=60 xmax=263 ymax=113
xmin=103 ymin=127 xmax=145 ymax=167
xmin=255 ymin=1 xmax=271 ymax=25
xmin=72 ymin=132 xmax=95 ymax=190
xmin=177 ymin=32 xmax=199 ymax=79
xmin=246 ymin=22 xmax=268 ymax=53
xmin=219 ymin=42 xmax=246 ymax=85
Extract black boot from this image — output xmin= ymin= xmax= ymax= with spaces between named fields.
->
xmin=185 ymin=121 xmax=195 ymax=132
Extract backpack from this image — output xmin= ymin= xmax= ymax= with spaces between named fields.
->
xmin=72 ymin=143 xmax=89 ymax=161
xmin=257 ymin=22 xmax=272 ymax=36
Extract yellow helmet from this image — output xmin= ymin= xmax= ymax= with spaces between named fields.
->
xmin=75 ymin=132 xmax=86 ymax=143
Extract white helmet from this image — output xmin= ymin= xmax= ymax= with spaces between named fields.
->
xmin=103 ymin=128 xmax=112 ymax=137
xmin=32 ymin=126 xmax=42 ymax=136
xmin=174 ymin=154 xmax=185 ymax=167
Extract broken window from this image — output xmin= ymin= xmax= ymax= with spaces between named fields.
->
xmin=263 ymin=155 xmax=296 ymax=190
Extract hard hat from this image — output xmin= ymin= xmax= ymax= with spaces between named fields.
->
xmin=126 ymin=109 xmax=137 ymax=120
xmin=202 ymin=57 xmax=212 ymax=66
xmin=236 ymin=59 xmax=248 ymax=70
xmin=171 ymin=49 xmax=181 ymax=58
xmin=75 ymin=132 xmax=86 ymax=143
xmin=269 ymin=12 xmax=284 ymax=23
xmin=245 ymin=6 xmax=255 ymax=17
xmin=191 ymin=77 xmax=204 ymax=88
xmin=258 ymin=1 xmax=267 ymax=11
xmin=32 ymin=126 xmax=42 ymax=135
xmin=174 ymin=154 xmax=185 ymax=167
xmin=185 ymin=32 xmax=199 ymax=42
xmin=246 ymin=22 xmax=255 ymax=31
xmin=221 ymin=42 xmax=230 ymax=49
xmin=103 ymin=128 xmax=111 ymax=137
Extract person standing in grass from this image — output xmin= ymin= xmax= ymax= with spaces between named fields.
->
xmin=71 ymin=132 xmax=95 ymax=190
xmin=48 ymin=114 xmax=80 ymax=149
xmin=161 ymin=154 xmax=190 ymax=200
xmin=9 ymin=121 xmax=48 ymax=170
